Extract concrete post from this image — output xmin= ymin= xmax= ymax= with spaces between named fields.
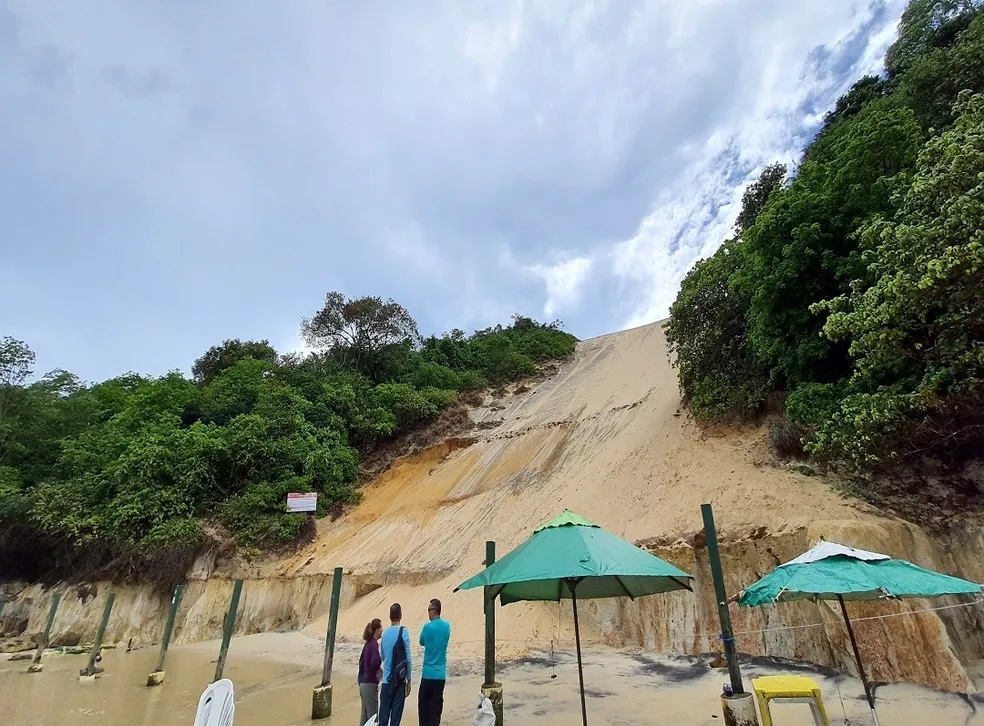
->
xmin=80 ymin=592 xmax=115 ymax=681
xmin=213 ymin=579 xmax=243 ymax=683
xmin=721 ymin=692 xmax=759 ymax=726
xmin=27 ymin=593 xmax=61 ymax=673
xmin=312 ymin=567 xmax=344 ymax=720
xmin=147 ymin=583 xmax=185 ymax=686
xmin=481 ymin=541 xmax=503 ymax=726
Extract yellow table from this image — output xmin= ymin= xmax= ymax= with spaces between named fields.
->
xmin=751 ymin=675 xmax=831 ymax=726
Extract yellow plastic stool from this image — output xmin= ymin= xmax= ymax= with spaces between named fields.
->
xmin=751 ymin=675 xmax=831 ymax=726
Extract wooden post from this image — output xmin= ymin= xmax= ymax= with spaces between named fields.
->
xmin=27 ymin=593 xmax=61 ymax=673
xmin=80 ymin=592 xmax=115 ymax=680
xmin=213 ymin=579 xmax=243 ymax=683
xmin=312 ymin=567 xmax=343 ymax=719
xmin=147 ymin=583 xmax=185 ymax=686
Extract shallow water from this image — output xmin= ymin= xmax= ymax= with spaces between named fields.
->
xmin=2 ymin=632 xmax=982 ymax=725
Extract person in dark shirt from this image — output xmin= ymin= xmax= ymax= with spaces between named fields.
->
xmin=418 ymin=598 xmax=451 ymax=726
xmin=358 ymin=618 xmax=383 ymax=726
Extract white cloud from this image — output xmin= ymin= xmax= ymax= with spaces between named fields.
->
xmin=514 ymin=0 xmax=908 ymax=332
xmin=528 ymin=256 xmax=594 ymax=318
xmin=0 ymin=0 xmax=910 ymax=379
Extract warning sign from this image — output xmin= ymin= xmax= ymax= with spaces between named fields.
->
xmin=287 ymin=492 xmax=318 ymax=513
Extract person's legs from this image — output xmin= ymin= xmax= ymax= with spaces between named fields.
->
xmin=418 ymin=679 xmax=435 ymax=726
xmin=390 ymin=685 xmax=407 ymax=726
xmin=360 ymin=682 xmax=379 ymax=725
xmin=431 ymin=680 xmax=445 ymax=726
xmin=378 ymin=682 xmax=394 ymax=726
xmin=417 ymin=679 xmax=428 ymax=726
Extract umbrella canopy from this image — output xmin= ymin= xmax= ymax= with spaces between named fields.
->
xmin=456 ymin=510 xmax=694 ymax=726
xmin=456 ymin=510 xmax=693 ymax=603
xmin=738 ymin=540 xmax=982 ymax=606
xmin=737 ymin=540 xmax=982 ymax=726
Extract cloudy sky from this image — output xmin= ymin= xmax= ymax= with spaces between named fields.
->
xmin=1 ymin=0 xmax=906 ymax=382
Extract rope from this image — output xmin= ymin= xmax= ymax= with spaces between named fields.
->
xmin=448 ymin=600 xmax=984 ymax=646
xmin=729 ymin=599 xmax=984 ymax=637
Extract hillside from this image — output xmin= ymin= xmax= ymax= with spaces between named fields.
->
xmin=8 ymin=322 xmax=984 ymax=694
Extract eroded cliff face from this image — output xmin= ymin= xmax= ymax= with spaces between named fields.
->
xmin=4 ymin=322 xmax=983 ymax=694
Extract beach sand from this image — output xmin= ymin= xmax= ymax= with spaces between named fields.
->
xmin=3 ymin=630 xmax=982 ymax=725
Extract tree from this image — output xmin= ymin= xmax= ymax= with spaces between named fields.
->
xmin=734 ymin=163 xmax=787 ymax=235
xmin=664 ymin=239 xmax=770 ymax=419
xmin=819 ymin=76 xmax=889 ymax=133
xmin=886 ymin=0 xmax=980 ymax=76
xmin=811 ymin=91 xmax=984 ymax=466
xmin=898 ymin=10 xmax=984 ymax=129
xmin=192 ymin=339 xmax=278 ymax=385
xmin=301 ymin=292 xmax=420 ymax=381
xmin=739 ymin=98 xmax=924 ymax=386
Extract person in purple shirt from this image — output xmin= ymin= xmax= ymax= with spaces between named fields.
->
xmin=358 ymin=618 xmax=383 ymax=726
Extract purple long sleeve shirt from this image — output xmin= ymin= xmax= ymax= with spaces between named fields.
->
xmin=358 ymin=639 xmax=382 ymax=684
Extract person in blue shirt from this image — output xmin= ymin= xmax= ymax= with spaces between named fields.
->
xmin=379 ymin=603 xmax=413 ymax=726
xmin=417 ymin=598 xmax=451 ymax=726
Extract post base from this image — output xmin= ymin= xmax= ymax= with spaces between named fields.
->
xmin=146 ymin=670 xmax=166 ymax=686
xmin=482 ymin=682 xmax=504 ymax=726
xmin=721 ymin=692 xmax=759 ymax=726
xmin=27 ymin=663 xmax=43 ymax=673
xmin=79 ymin=674 xmax=97 ymax=683
xmin=311 ymin=683 xmax=333 ymax=720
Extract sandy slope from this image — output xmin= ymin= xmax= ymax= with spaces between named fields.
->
xmin=8 ymin=320 xmax=983 ymax=695
xmin=273 ymin=322 xmax=878 ymax=656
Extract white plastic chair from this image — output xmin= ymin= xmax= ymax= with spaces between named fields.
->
xmin=194 ymin=678 xmax=235 ymax=726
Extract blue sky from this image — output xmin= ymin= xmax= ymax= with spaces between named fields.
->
xmin=1 ymin=0 xmax=906 ymax=382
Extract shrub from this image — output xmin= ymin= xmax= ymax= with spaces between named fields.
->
xmin=769 ymin=417 xmax=811 ymax=460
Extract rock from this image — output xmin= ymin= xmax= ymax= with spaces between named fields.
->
xmin=51 ymin=631 xmax=83 ymax=647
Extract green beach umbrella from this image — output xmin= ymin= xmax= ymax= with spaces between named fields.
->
xmin=737 ymin=540 xmax=982 ymax=726
xmin=456 ymin=510 xmax=694 ymax=726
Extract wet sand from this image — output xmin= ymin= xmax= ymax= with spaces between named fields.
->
xmin=2 ymin=631 xmax=982 ymax=725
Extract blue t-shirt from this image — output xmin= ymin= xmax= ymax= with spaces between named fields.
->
xmin=381 ymin=625 xmax=412 ymax=685
xmin=418 ymin=617 xmax=451 ymax=680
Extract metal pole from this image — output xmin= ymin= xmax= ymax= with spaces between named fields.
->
xmin=568 ymin=579 xmax=588 ymax=726
xmin=838 ymin=595 xmax=880 ymax=726
xmin=701 ymin=503 xmax=745 ymax=695
xmin=320 ymin=567 xmax=343 ymax=686
xmin=147 ymin=583 xmax=185 ymax=686
xmin=213 ymin=579 xmax=243 ymax=683
xmin=28 ymin=593 xmax=61 ymax=672
xmin=484 ymin=541 xmax=496 ymax=687
xmin=81 ymin=592 xmax=115 ymax=678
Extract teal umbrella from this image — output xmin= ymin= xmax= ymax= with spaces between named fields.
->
xmin=737 ymin=540 xmax=982 ymax=726
xmin=456 ymin=510 xmax=694 ymax=726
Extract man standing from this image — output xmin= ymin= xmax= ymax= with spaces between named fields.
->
xmin=379 ymin=603 xmax=412 ymax=726
xmin=418 ymin=598 xmax=451 ymax=726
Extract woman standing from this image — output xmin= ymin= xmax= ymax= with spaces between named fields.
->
xmin=358 ymin=618 xmax=383 ymax=725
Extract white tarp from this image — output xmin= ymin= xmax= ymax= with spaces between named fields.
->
xmin=784 ymin=539 xmax=890 ymax=566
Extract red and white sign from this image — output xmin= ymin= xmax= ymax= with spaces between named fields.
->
xmin=287 ymin=492 xmax=318 ymax=513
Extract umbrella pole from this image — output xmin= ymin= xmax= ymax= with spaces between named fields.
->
xmin=838 ymin=595 xmax=880 ymax=726
xmin=569 ymin=580 xmax=589 ymax=726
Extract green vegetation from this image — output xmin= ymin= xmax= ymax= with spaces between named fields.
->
xmin=0 ymin=295 xmax=576 ymax=582
xmin=666 ymin=0 xmax=984 ymax=475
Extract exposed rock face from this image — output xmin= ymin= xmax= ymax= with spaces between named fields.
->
xmin=4 ymin=322 xmax=983 ymax=693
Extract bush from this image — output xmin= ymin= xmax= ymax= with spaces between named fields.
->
xmin=769 ymin=417 xmax=811 ymax=460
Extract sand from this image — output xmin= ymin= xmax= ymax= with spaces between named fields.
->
xmin=261 ymin=322 xmax=878 ymax=658
xmin=2 ymin=630 xmax=982 ymax=725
